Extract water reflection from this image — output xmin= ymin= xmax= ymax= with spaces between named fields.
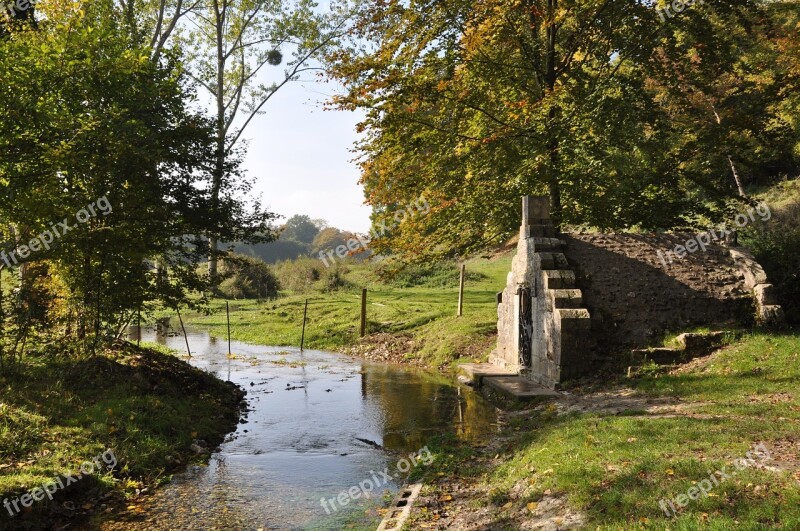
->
xmin=97 ymin=328 xmax=498 ymax=530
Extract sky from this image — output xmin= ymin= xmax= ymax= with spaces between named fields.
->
xmin=235 ymin=79 xmax=372 ymax=233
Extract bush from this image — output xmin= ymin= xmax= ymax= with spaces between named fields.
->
xmin=377 ymin=261 xmax=487 ymax=288
xmin=742 ymin=197 xmax=800 ymax=323
xmin=272 ymin=258 xmax=351 ymax=293
xmin=218 ymin=254 xmax=280 ymax=299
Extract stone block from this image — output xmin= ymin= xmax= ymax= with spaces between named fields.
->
xmin=551 ymin=289 xmax=584 ymax=308
xmin=543 ymin=269 xmax=576 ymax=289
xmin=538 ymin=252 xmax=569 ymax=270
xmin=528 ymin=224 xmax=557 ymax=238
xmin=533 ymin=237 xmax=564 ymax=251
xmin=523 ymin=196 xmax=550 ymax=222
xmin=729 ymin=247 xmax=768 ymax=288
xmin=677 ymin=331 xmax=725 ymax=354
xmin=754 ymin=283 xmax=778 ymax=306
xmin=757 ymin=304 xmax=784 ymax=327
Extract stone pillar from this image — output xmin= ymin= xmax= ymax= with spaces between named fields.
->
xmin=492 ymin=195 xmax=592 ymax=388
xmin=521 ymin=196 xmax=555 ymax=239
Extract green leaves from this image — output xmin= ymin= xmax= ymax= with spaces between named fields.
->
xmin=328 ymin=0 xmax=799 ymax=261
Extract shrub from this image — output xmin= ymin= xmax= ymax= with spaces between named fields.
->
xmin=377 ymin=261 xmax=487 ymax=288
xmin=742 ymin=197 xmax=800 ymax=323
xmin=218 ymin=254 xmax=280 ymax=299
xmin=272 ymin=258 xmax=351 ymax=293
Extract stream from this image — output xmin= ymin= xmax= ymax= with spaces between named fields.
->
xmin=95 ymin=328 xmax=499 ymax=530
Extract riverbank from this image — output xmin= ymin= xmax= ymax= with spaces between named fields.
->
xmin=0 ymin=341 xmax=245 ymax=530
xmin=180 ymin=255 xmax=513 ymax=370
xmin=409 ymin=331 xmax=800 ymax=529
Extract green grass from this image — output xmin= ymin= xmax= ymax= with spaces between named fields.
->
xmin=182 ymin=255 xmax=512 ymax=368
xmin=0 ymin=341 xmax=242 ymax=525
xmin=414 ymin=331 xmax=800 ymax=529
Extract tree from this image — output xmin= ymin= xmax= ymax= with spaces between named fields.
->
xmin=327 ymin=0 xmax=791 ymax=262
xmin=311 ymin=227 xmax=349 ymax=254
xmin=167 ymin=0 xmax=346 ymax=281
xmin=0 ymin=0 xmax=273 ymax=354
xmin=281 ymin=214 xmax=320 ymax=244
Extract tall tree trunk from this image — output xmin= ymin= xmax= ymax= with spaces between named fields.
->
xmin=545 ymin=0 xmax=562 ymax=228
xmin=712 ymin=105 xmax=747 ymax=197
xmin=208 ymin=0 xmax=226 ymax=285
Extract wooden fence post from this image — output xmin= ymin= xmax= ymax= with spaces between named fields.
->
xmin=176 ymin=308 xmax=191 ymax=357
xmin=300 ymin=299 xmax=308 ymax=351
xmin=360 ymin=288 xmax=367 ymax=337
xmin=226 ymin=301 xmax=232 ymax=358
xmin=457 ymin=263 xmax=465 ymax=317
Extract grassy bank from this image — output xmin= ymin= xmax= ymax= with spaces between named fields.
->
xmin=0 ymin=341 xmax=244 ymax=529
xmin=182 ymin=255 xmax=512 ymax=368
xmin=410 ymin=331 xmax=800 ymax=529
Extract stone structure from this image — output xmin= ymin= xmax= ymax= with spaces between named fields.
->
xmin=729 ymin=247 xmax=784 ymax=326
xmin=490 ymin=197 xmax=592 ymax=389
xmin=461 ymin=196 xmax=785 ymax=398
xmin=564 ymin=234 xmax=784 ymax=350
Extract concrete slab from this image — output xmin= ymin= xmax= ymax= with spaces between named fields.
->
xmin=376 ymin=483 xmax=423 ymax=531
xmin=458 ymin=363 xmax=517 ymax=386
xmin=483 ymin=376 xmax=560 ymax=401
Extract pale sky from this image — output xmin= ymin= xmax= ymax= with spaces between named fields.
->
xmin=237 ymin=80 xmax=372 ymax=233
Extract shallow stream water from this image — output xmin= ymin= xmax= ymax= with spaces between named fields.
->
xmin=95 ymin=328 xmax=498 ymax=530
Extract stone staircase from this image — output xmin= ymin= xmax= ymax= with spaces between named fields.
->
xmin=486 ymin=196 xmax=593 ymax=394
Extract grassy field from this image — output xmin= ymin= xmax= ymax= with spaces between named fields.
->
xmin=410 ymin=331 xmax=800 ymax=529
xmin=0 ymin=341 xmax=243 ymax=528
xmin=182 ymin=255 xmax=513 ymax=368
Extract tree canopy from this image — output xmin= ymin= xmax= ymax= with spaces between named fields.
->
xmin=327 ymin=0 xmax=800 ymax=261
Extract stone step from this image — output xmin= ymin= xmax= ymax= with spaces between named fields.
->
xmin=630 ymin=347 xmax=685 ymax=365
xmin=457 ymin=363 xmax=517 ymax=386
xmin=483 ymin=376 xmax=560 ymax=401
xmin=527 ymin=224 xmax=557 ymax=238
xmin=550 ymin=289 xmax=583 ymax=308
xmin=537 ymin=252 xmax=569 ymax=270
xmin=557 ymin=308 xmax=591 ymax=322
xmin=533 ymin=237 xmax=565 ymax=251
xmin=543 ymin=269 xmax=576 ymax=289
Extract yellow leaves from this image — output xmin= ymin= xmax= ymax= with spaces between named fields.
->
xmin=527 ymin=501 xmax=538 ymax=512
xmin=666 ymin=468 xmax=675 ymax=476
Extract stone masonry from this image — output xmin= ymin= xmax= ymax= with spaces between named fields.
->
xmin=486 ymin=197 xmax=783 ymax=392
xmin=491 ymin=197 xmax=592 ymax=389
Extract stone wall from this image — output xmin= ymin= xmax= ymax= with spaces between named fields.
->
xmin=491 ymin=198 xmax=783 ymax=386
xmin=562 ymin=233 xmax=770 ymax=350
